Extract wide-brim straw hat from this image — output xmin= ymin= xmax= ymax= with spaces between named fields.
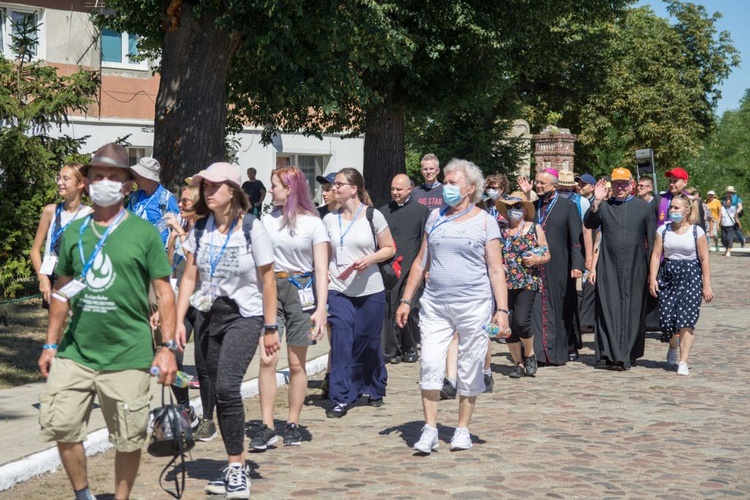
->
xmin=495 ymin=191 xmax=536 ymax=221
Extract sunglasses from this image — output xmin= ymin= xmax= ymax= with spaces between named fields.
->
xmin=508 ymin=203 xmax=524 ymax=209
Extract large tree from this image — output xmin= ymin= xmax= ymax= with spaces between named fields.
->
xmin=0 ymin=17 xmax=98 ymax=296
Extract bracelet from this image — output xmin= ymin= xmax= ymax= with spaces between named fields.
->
xmin=42 ymin=343 xmax=58 ymax=350
xmin=263 ymin=324 xmax=279 ymax=332
xmin=496 ymin=309 xmax=510 ymax=315
xmin=400 ymin=298 xmax=412 ymax=306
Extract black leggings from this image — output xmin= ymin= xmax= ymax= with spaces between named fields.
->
xmin=171 ymin=306 xmax=216 ymax=420
xmin=201 ymin=297 xmax=261 ymax=456
xmin=506 ymin=289 xmax=537 ymax=343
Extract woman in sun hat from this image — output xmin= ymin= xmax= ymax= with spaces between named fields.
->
xmin=495 ymin=192 xmax=551 ymax=378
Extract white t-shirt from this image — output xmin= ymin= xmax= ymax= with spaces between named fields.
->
xmin=324 ymin=207 xmax=388 ymax=296
xmin=659 ymin=224 xmax=705 ymax=261
xmin=182 ymin=214 xmax=275 ymax=317
xmin=262 ymin=210 xmax=330 ymax=273
xmin=720 ymin=205 xmax=737 ymax=227
xmin=423 ymin=208 xmax=502 ymax=303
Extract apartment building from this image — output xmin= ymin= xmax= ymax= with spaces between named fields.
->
xmin=1 ymin=1 xmax=363 ymax=200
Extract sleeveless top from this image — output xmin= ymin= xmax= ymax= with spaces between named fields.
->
xmin=44 ymin=203 xmax=93 ymax=258
xmin=501 ymin=222 xmax=542 ymax=291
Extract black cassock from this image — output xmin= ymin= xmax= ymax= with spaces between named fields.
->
xmin=532 ymin=195 xmax=584 ymax=365
xmin=584 ymin=197 xmax=655 ymax=368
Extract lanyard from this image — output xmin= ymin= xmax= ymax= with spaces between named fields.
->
xmin=288 ymin=272 xmax=313 ymax=289
xmin=537 ymin=193 xmax=559 ymax=227
xmin=428 ymin=205 xmax=473 ymax=236
xmin=337 ymin=203 xmax=365 ymax=247
xmin=77 ymin=209 xmax=126 ymax=279
xmin=132 ymin=187 xmax=161 ymax=219
xmin=209 ymin=217 xmax=237 ymax=280
xmin=51 ymin=203 xmax=84 ymax=252
xmin=503 ymin=223 xmax=525 ymax=251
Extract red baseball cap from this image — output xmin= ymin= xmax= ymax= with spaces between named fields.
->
xmin=665 ymin=167 xmax=688 ymax=181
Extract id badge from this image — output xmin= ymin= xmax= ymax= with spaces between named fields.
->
xmin=298 ymin=288 xmax=316 ymax=311
xmin=336 ymin=246 xmax=350 ymax=267
xmin=39 ymin=256 xmax=57 ymax=276
xmin=209 ymin=283 xmax=221 ymax=301
xmin=52 ymin=279 xmax=86 ymax=302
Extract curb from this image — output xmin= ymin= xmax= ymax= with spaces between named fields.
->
xmin=0 ymin=354 xmax=329 ymax=492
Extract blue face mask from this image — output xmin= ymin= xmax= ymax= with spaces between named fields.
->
xmin=669 ymin=211 xmax=684 ymax=223
xmin=442 ymin=185 xmax=464 ymax=207
xmin=508 ymin=209 xmax=525 ymax=221
xmin=485 ymin=189 xmax=500 ymax=201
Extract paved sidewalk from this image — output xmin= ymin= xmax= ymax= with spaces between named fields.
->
xmin=1 ymin=252 xmax=749 ymax=498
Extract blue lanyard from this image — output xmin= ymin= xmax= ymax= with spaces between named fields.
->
xmin=428 ymin=205 xmax=473 ymax=236
xmin=503 ymin=223 xmax=525 ymax=251
xmin=131 ymin=187 xmax=161 ymax=219
xmin=337 ymin=203 xmax=365 ymax=247
xmin=51 ymin=203 xmax=84 ymax=252
xmin=288 ymin=272 xmax=313 ymax=289
xmin=537 ymin=193 xmax=559 ymax=227
xmin=209 ymin=217 xmax=237 ymax=280
xmin=77 ymin=209 xmax=126 ymax=279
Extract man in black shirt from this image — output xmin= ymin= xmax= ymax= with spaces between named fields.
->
xmin=380 ymin=174 xmax=429 ymax=363
xmin=241 ymin=167 xmax=266 ymax=216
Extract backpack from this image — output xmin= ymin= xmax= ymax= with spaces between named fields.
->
xmin=193 ymin=214 xmax=256 ymax=258
xmin=366 ymin=207 xmax=402 ymax=290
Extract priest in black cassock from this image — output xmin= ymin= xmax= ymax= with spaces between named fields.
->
xmin=521 ymin=169 xmax=585 ymax=366
xmin=584 ymin=168 xmax=655 ymax=370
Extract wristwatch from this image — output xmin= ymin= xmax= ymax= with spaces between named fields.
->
xmin=263 ymin=324 xmax=279 ymax=333
xmin=160 ymin=340 xmax=179 ymax=352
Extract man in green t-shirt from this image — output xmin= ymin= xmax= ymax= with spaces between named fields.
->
xmin=37 ymin=143 xmax=178 ymax=500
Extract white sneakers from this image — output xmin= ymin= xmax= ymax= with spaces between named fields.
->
xmin=413 ymin=424 xmax=439 ymax=453
xmin=677 ymin=362 xmax=689 ymax=376
xmin=414 ymin=425 xmax=474 ymax=453
xmin=450 ymin=427 xmax=473 ymax=451
xmin=666 ymin=347 xmax=678 ymax=366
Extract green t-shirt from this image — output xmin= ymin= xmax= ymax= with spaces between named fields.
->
xmin=55 ymin=213 xmax=172 ymax=371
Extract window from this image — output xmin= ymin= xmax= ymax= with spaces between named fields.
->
xmin=1 ymin=8 xmax=43 ymax=59
xmin=275 ymin=154 xmax=331 ymax=202
xmin=101 ymin=29 xmax=147 ymax=70
xmin=127 ymin=147 xmax=150 ymax=167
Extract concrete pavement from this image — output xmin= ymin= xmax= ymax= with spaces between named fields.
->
xmin=1 ymin=251 xmax=748 ymax=498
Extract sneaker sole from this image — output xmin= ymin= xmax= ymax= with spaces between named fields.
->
xmin=205 ymin=484 xmax=226 ymax=495
xmin=284 ymin=440 xmax=302 ymax=446
xmin=450 ymin=443 xmax=473 ymax=451
xmin=251 ymin=435 xmax=279 ymax=450
xmin=413 ymin=442 xmax=439 ymax=453
xmin=226 ymin=489 xmax=250 ymax=499
xmin=197 ymin=432 xmax=218 ymax=442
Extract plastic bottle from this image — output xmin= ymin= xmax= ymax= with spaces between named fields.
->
xmin=522 ymin=245 xmax=548 ymax=258
xmin=150 ymin=367 xmax=190 ymax=388
xmin=482 ymin=323 xmax=501 ymax=336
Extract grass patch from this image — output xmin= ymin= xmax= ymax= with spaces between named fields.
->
xmin=0 ymin=299 xmax=47 ymax=389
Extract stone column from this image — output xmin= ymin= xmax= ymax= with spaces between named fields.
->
xmin=533 ymin=125 xmax=577 ymax=173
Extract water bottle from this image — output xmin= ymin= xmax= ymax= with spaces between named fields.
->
xmin=482 ymin=323 xmax=501 ymax=336
xmin=150 ymin=367 xmax=190 ymax=388
xmin=523 ymin=245 xmax=548 ymax=258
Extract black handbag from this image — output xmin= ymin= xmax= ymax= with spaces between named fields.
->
xmin=366 ymin=207 xmax=403 ymax=290
xmin=148 ymin=387 xmax=195 ymax=498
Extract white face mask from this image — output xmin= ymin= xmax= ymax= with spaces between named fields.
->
xmin=89 ymin=179 xmax=124 ymax=207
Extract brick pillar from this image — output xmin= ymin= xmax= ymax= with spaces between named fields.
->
xmin=533 ymin=125 xmax=577 ymax=173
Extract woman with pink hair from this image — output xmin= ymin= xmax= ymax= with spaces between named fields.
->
xmin=253 ymin=166 xmax=330 ymax=448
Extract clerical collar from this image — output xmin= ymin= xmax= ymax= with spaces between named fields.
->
xmin=611 ymin=195 xmax=635 ymax=204
xmin=397 ymin=196 xmax=411 ymax=207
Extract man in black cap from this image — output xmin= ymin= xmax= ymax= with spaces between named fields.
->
xmin=315 ymin=171 xmax=339 ymax=218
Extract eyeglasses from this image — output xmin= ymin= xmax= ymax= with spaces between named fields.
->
xmin=332 ymin=182 xmax=353 ymax=189
xmin=178 ymin=198 xmax=192 ymax=205
xmin=534 ymin=181 xmax=550 ymax=187
xmin=637 ymin=184 xmax=650 ymax=189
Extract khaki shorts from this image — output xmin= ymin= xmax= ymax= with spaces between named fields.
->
xmin=39 ymin=357 xmax=151 ymax=452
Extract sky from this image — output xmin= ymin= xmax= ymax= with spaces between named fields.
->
xmin=638 ymin=0 xmax=749 ymax=115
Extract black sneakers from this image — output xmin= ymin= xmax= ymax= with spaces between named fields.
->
xmin=368 ymin=397 xmax=384 ymax=407
xmin=524 ymin=355 xmax=538 ymax=377
xmin=194 ymin=418 xmax=218 ymax=442
xmin=483 ymin=373 xmax=495 ymax=393
xmin=439 ymin=378 xmax=457 ymax=400
xmin=326 ymin=403 xmax=348 ymax=418
xmin=509 ymin=364 xmax=525 ymax=378
xmin=250 ymin=424 xmax=279 ymax=451
xmin=283 ymin=423 xmax=302 ymax=446
xmin=320 ymin=374 xmax=330 ymax=399
xmin=403 ymin=347 xmax=419 ymax=363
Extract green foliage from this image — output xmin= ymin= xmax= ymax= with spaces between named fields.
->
xmin=572 ymin=3 xmax=739 ymax=172
xmin=687 ymin=89 xmax=750 ymax=198
xmin=0 ymin=16 xmax=98 ymax=297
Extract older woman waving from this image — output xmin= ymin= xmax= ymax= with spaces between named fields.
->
xmin=396 ymin=158 xmax=510 ymax=453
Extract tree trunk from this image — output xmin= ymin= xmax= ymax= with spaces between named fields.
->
xmin=362 ymin=93 xmax=405 ymax=207
xmin=154 ymin=1 xmax=239 ymax=189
